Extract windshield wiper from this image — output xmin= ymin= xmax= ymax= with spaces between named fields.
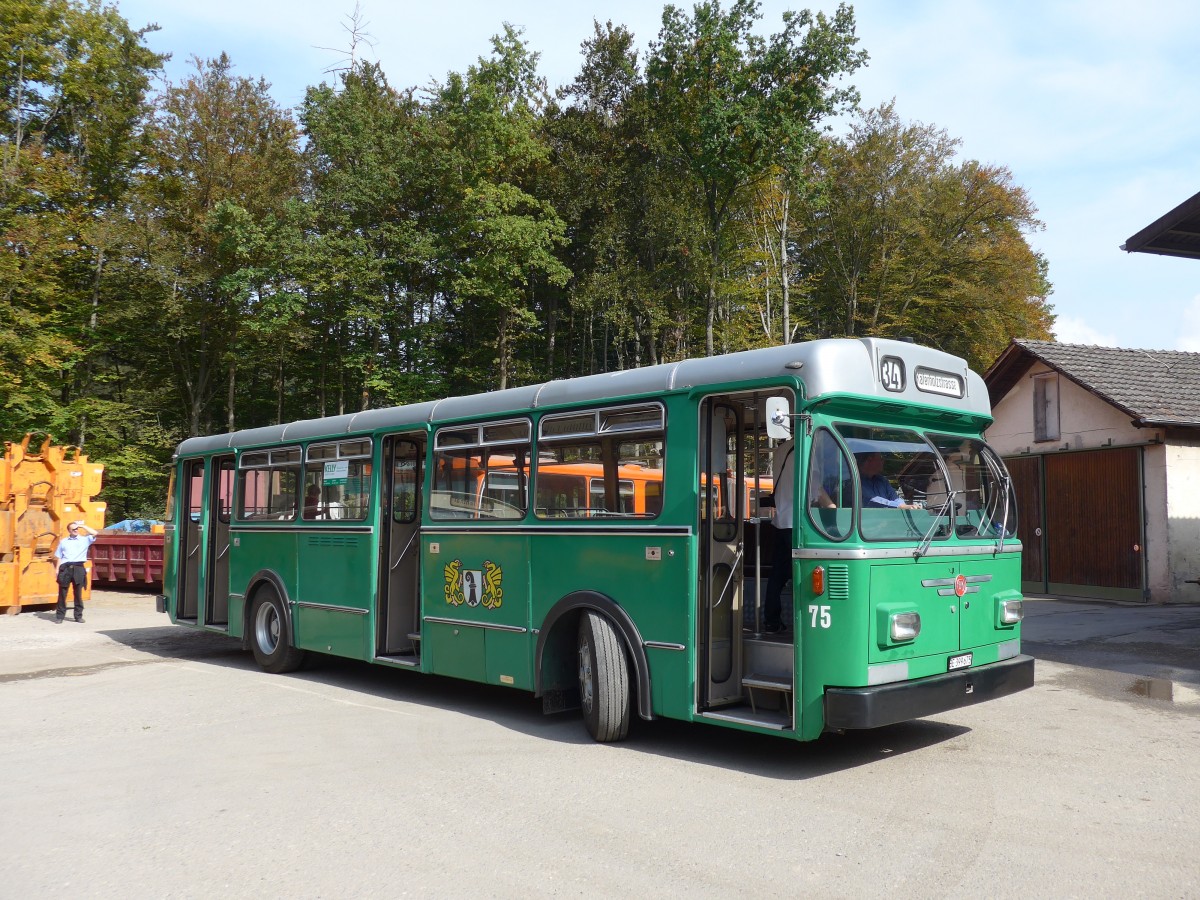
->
xmin=914 ymin=489 xmax=957 ymax=560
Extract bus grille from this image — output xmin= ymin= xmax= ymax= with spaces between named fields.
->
xmin=826 ymin=564 xmax=850 ymax=601
xmin=306 ymin=535 xmax=359 ymax=548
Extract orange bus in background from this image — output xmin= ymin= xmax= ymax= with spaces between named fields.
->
xmin=429 ymin=454 xmax=771 ymax=521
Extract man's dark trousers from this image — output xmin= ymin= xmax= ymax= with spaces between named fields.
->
xmin=56 ymin=563 xmax=86 ymax=620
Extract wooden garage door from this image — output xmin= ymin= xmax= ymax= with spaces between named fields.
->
xmin=1044 ymin=448 xmax=1143 ymax=598
xmin=1004 ymin=456 xmax=1044 ymax=587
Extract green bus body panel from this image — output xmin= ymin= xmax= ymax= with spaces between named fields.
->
xmin=426 ymin=622 xmax=486 ymax=682
xmin=295 ymin=530 xmax=374 ymax=658
xmin=295 ymin=606 xmax=370 ymax=658
xmin=529 ymin=532 xmax=695 ymax=722
xmin=225 ymin=529 xmax=375 ymax=660
xmin=422 ymin=533 xmax=533 ymax=689
xmin=229 ymin=531 xmax=297 ymax=604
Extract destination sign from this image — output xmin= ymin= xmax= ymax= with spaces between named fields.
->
xmin=914 ymin=367 xmax=964 ymax=398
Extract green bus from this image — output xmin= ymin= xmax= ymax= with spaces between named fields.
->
xmin=158 ymin=338 xmax=1033 ymax=742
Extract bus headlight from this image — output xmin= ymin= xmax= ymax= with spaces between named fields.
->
xmin=890 ymin=612 xmax=921 ymax=642
xmin=999 ymin=598 xmax=1024 ymax=625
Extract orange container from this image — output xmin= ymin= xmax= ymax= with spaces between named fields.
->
xmin=1 ymin=433 xmax=106 ymax=613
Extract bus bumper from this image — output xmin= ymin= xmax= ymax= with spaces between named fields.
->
xmin=824 ymin=655 xmax=1035 ymax=730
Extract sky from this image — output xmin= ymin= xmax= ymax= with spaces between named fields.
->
xmin=114 ymin=0 xmax=1200 ymax=353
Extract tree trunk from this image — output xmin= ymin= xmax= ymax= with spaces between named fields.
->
xmin=780 ymin=189 xmax=791 ymax=343
xmin=226 ymin=359 xmax=236 ymax=432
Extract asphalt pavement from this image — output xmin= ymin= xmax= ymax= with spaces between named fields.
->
xmin=1021 ymin=594 xmax=1200 ymax=687
xmin=2 ymin=589 xmax=1199 ymax=898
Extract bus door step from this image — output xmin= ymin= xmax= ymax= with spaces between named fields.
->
xmin=742 ymin=673 xmax=793 ymax=717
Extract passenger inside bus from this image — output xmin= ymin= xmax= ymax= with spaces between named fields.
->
xmin=303 ymin=484 xmax=322 ymax=519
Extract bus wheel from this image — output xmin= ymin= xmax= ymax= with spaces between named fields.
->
xmin=250 ymin=587 xmax=306 ymax=674
xmin=577 ymin=611 xmax=630 ymax=742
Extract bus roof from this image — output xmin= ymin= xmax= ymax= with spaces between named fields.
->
xmin=177 ymin=338 xmax=990 ymax=455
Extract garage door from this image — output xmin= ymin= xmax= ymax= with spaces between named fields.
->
xmin=1044 ymin=448 xmax=1144 ymax=601
xmin=1004 ymin=455 xmax=1044 ymax=589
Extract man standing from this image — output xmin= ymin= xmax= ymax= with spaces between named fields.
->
xmin=55 ymin=520 xmax=97 ymax=623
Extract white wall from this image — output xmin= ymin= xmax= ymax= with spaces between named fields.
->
xmin=1164 ymin=438 xmax=1200 ymax=602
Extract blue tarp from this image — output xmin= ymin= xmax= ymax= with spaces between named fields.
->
xmin=101 ymin=519 xmax=163 ymax=533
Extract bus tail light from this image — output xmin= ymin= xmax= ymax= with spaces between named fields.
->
xmin=890 ymin=612 xmax=920 ymax=642
xmin=811 ymin=565 xmax=825 ymax=596
xmin=1000 ymin=598 xmax=1024 ymax=625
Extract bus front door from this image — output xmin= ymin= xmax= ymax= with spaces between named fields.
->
xmin=378 ymin=434 xmax=424 ymax=660
xmin=699 ymin=398 xmax=744 ymax=707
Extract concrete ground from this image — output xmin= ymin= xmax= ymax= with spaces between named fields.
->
xmin=2 ymin=590 xmax=1198 ymax=898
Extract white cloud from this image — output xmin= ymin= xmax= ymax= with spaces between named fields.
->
xmin=1052 ymin=316 xmax=1118 ymax=347
xmin=1177 ymin=295 xmax=1200 ymax=352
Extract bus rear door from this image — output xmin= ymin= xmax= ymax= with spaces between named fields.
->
xmin=378 ymin=433 xmax=424 ymax=661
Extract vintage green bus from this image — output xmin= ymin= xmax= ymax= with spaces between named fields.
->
xmin=158 ymin=338 xmax=1033 ymax=742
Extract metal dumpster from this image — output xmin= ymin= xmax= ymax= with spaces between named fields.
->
xmin=90 ymin=532 xmax=165 ymax=588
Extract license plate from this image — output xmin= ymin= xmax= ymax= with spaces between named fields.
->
xmin=948 ymin=652 xmax=973 ymax=671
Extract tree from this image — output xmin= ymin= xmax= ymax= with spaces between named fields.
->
xmin=301 ymin=61 xmax=441 ymax=413
xmin=795 ymin=103 xmax=1054 ymax=368
xmin=0 ymin=0 xmax=163 ymax=474
xmin=136 ymin=54 xmax=301 ymax=435
xmin=645 ymin=0 xmax=865 ymax=355
xmin=429 ymin=25 xmax=570 ymax=391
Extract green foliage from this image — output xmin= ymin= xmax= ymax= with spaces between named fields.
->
xmin=0 ymin=2 xmax=1057 ymax=520
xmin=794 ymin=103 xmax=1054 ymax=369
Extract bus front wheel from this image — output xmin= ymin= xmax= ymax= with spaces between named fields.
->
xmin=250 ymin=587 xmax=306 ymax=674
xmin=577 ymin=611 xmax=630 ymax=742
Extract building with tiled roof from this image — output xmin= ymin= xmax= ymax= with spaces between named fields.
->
xmin=984 ymin=339 xmax=1200 ymax=604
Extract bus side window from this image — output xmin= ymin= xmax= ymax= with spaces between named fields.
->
xmin=236 ymin=448 xmax=300 ymax=522
xmin=535 ymin=405 xmax=665 ymax=521
xmin=431 ymin=421 xmax=530 ymax=521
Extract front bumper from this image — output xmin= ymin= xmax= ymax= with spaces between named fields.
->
xmin=824 ymin=655 xmax=1035 ymax=730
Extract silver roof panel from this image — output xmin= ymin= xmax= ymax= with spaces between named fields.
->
xmin=176 ymin=339 xmax=989 ymax=455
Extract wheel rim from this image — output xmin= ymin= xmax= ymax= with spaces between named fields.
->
xmin=255 ymin=600 xmax=280 ymax=654
xmin=578 ymin=634 xmax=594 ymax=714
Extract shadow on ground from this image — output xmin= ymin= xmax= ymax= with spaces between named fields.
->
xmin=90 ymin=622 xmax=968 ymax=780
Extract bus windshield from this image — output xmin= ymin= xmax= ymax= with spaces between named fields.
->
xmin=831 ymin=425 xmax=1015 ymax=543
xmin=925 ymin=434 xmax=1016 ymax=541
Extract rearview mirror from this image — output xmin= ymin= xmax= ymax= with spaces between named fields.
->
xmin=765 ymin=396 xmax=791 ymax=440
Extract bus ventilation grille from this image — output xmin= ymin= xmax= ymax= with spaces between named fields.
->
xmin=826 ymin=564 xmax=850 ymax=602
xmin=306 ymin=535 xmax=359 ymax=548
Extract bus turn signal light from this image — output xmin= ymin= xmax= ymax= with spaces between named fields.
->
xmin=811 ymin=565 xmax=825 ymax=596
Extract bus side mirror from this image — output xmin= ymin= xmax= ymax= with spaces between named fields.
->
xmin=765 ymin=396 xmax=792 ymax=440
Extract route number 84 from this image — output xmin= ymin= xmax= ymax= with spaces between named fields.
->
xmin=808 ymin=605 xmax=831 ymax=629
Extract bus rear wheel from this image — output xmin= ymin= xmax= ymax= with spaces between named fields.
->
xmin=577 ymin=611 xmax=630 ymax=742
xmin=250 ymin=586 xmax=306 ymax=674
